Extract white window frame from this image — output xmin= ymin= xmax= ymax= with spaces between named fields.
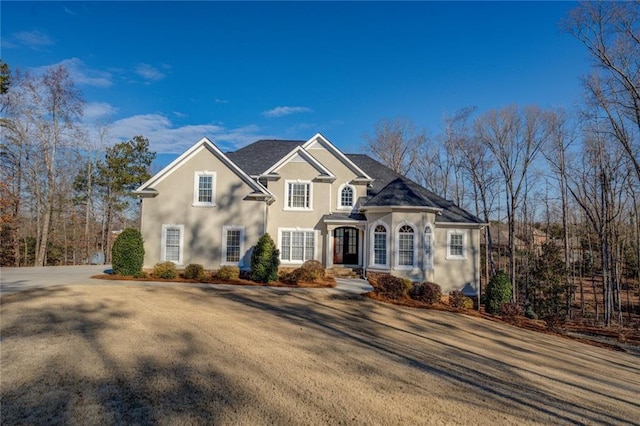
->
xmin=369 ymin=221 xmax=389 ymax=268
xmin=222 ymin=225 xmax=245 ymax=266
xmin=161 ymin=224 xmax=184 ymax=265
xmin=193 ymin=171 xmax=216 ymax=207
xmin=395 ymin=222 xmax=417 ymax=270
xmin=446 ymin=230 xmax=467 ymax=260
xmin=337 ymin=183 xmax=356 ymax=210
xmin=424 ymin=224 xmax=434 ymax=270
xmin=279 ymin=228 xmax=317 ymax=264
xmin=284 ymin=180 xmax=313 ymax=211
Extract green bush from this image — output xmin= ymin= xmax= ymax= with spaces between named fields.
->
xmin=111 ymin=228 xmax=144 ymax=276
xmin=133 ymin=270 xmax=148 ymax=279
xmin=410 ymin=282 xmax=442 ymax=304
xmin=485 ymin=271 xmax=512 ymax=315
xmin=152 ymin=261 xmax=177 ymax=279
xmin=449 ymin=290 xmax=473 ymax=309
xmin=216 ymin=265 xmax=240 ymax=281
xmin=296 ymin=260 xmax=325 ymax=282
xmin=524 ymin=303 xmax=538 ymax=320
xmin=250 ymin=234 xmax=280 ymax=283
xmin=184 ymin=263 xmax=205 ymax=280
xmin=278 ymin=269 xmax=299 ymax=285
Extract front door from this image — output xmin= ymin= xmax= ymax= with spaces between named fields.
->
xmin=333 ymin=227 xmax=359 ymax=265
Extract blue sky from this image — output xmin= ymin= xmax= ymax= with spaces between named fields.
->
xmin=2 ymin=1 xmax=589 ymax=168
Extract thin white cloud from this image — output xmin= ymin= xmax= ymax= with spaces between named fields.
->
xmin=215 ymin=98 xmax=229 ymax=104
xmin=63 ymin=6 xmax=77 ymax=16
xmin=2 ymin=30 xmax=53 ymax=50
xmin=262 ymin=106 xmax=312 ymax=118
xmin=107 ymin=113 xmax=268 ymax=153
xmin=84 ymin=102 xmax=118 ymax=121
xmin=32 ymin=58 xmax=113 ymax=88
xmin=173 ymin=111 xmax=187 ymax=118
xmin=135 ymin=63 xmax=165 ymax=82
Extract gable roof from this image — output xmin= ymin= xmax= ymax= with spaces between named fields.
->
xmin=134 ymin=137 xmax=272 ymax=201
xmin=226 ymin=139 xmax=304 ymax=176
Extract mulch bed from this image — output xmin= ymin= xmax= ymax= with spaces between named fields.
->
xmin=92 ymin=274 xmax=336 ymax=289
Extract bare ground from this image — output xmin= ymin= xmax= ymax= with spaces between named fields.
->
xmin=1 ymin=284 xmax=639 ymax=425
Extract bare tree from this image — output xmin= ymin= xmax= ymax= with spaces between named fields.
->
xmin=475 ymin=106 xmax=551 ymax=302
xmin=564 ymin=1 xmax=640 ymax=182
xmin=363 ymin=118 xmax=426 ymax=176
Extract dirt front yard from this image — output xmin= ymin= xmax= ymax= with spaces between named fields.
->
xmin=1 ymin=283 xmax=639 ymax=425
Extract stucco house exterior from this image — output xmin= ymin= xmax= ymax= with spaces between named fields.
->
xmin=134 ymin=133 xmax=485 ymax=295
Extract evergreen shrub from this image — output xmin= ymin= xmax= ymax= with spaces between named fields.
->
xmin=485 ymin=271 xmax=512 ymax=315
xmin=152 ymin=261 xmax=177 ymax=279
xmin=216 ymin=265 xmax=240 ymax=281
xmin=250 ymin=234 xmax=280 ymax=283
xmin=111 ymin=228 xmax=144 ymax=276
xmin=184 ymin=263 xmax=205 ymax=280
xmin=410 ymin=282 xmax=442 ymax=304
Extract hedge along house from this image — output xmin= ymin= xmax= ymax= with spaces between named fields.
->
xmin=134 ymin=133 xmax=486 ymax=295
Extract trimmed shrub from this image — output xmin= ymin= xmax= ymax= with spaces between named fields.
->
xmin=373 ymin=274 xmax=406 ymax=299
xmin=449 ymin=290 xmax=473 ymax=309
xmin=524 ymin=303 xmax=538 ymax=320
xmin=279 ymin=269 xmax=299 ymax=285
xmin=111 ymin=228 xmax=144 ymax=276
xmin=485 ymin=271 xmax=512 ymax=315
xmin=410 ymin=282 xmax=442 ymax=304
xmin=296 ymin=260 xmax=325 ymax=282
xmin=216 ymin=265 xmax=240 ymax=281
xmin=250 ymin=234 xmax=280 ymax=283
xmin=184 ymin=263 xmax=205 ymax=280
xmin=152 ymin=261 xmax=177 ymax=279
xmin=133 ymin=270 xmax=148 ymax=279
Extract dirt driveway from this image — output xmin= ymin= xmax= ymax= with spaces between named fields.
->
xmin=1 ymin=283 xmax=639 ymax=425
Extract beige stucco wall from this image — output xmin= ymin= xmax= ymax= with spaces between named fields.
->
xmin=141 ymin=146 xmax=265 ymax=269
xmin=364 ymin=209 xmax=481 ymax=294
xmin=264 ymin=146 xmax=367 ymax=266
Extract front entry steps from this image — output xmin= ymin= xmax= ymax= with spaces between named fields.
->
xmin=328 ymin=266 xmax=363 ymax=279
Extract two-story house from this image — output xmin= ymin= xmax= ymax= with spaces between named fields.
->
xmin=134 ymin=133 xmax=485 ymax=295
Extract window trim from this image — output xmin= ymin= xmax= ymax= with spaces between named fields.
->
xmin=279 ymin=228 xmax=317 ymax=264
xmin=193 ymin=171 xmax=217 ymax=207
xmin=446 ymin=230 xmax=467 ymax=260
xmin=395 ymin=222 xmax=417 ymax=270
xmin=222 ymin=225 xmax=245 ymax=266
xmin=424 ymin=224 xmax=434 ymax=270
xmin=284 ymin=180 xmax=313 ymax=211
xmin=337 ymin=183 xmax=356 ymax=210
xmin=369 ymin=221 xmax=389 ymax=268
xmin=161 ymin=224 xmax=184 ymax=265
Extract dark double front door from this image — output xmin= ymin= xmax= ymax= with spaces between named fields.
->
xmin=333 ymin=227 xmax=359 ymax=265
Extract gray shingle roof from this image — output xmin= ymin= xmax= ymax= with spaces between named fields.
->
xmin=346 ymin=154 xmax=483 ymax=224
xmin=226 ymin=139 xmax=305 ymax=176
xmin=225 ymin=140 xmax=482 ymax=224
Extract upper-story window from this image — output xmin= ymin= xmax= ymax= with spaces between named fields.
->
xmin=338 ymin=184 xmax=356 ymax=209
xmin=285 ymin=180 xmax=312 ymax=210
xmin=193 ymin=171 xmax=216 ymax=206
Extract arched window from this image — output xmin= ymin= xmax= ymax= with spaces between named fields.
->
xmin=398 ymin=224 xmax=415 ymax=267
xmin=424 ymin=225 xmax=433 ymax=269
xmin=338 ymin=184 xmax=355 ymax=209
xmin=373 ymin=224 xmax=387 ymax=266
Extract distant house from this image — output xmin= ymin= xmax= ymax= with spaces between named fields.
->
xmin=134 ymin=134 xmax=485 ymax=295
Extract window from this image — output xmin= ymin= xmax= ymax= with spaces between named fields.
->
xmin=285 ymin=181 xmax=312 ymax=210
xmin=424 ymin=225 xmax=433 ymax=269
xmin=280 ymin=229 xmax=315 ymax=262
xmin=398 ymin=225 xmax=415 ymax=267
xmin=222 ymin=226 xmax=244 ymax=266
xmin=373 ymin=224 xmax=387 ymax=266
xmin=338 ymin=184 xmax=355 ymax=209
xmin=193 ymin=171 xmax=216 ymax=206
xmin=447 ymin=231 xmax=466 ymax=259
xmin=162 ymin=224 xmax=184 ymax=264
